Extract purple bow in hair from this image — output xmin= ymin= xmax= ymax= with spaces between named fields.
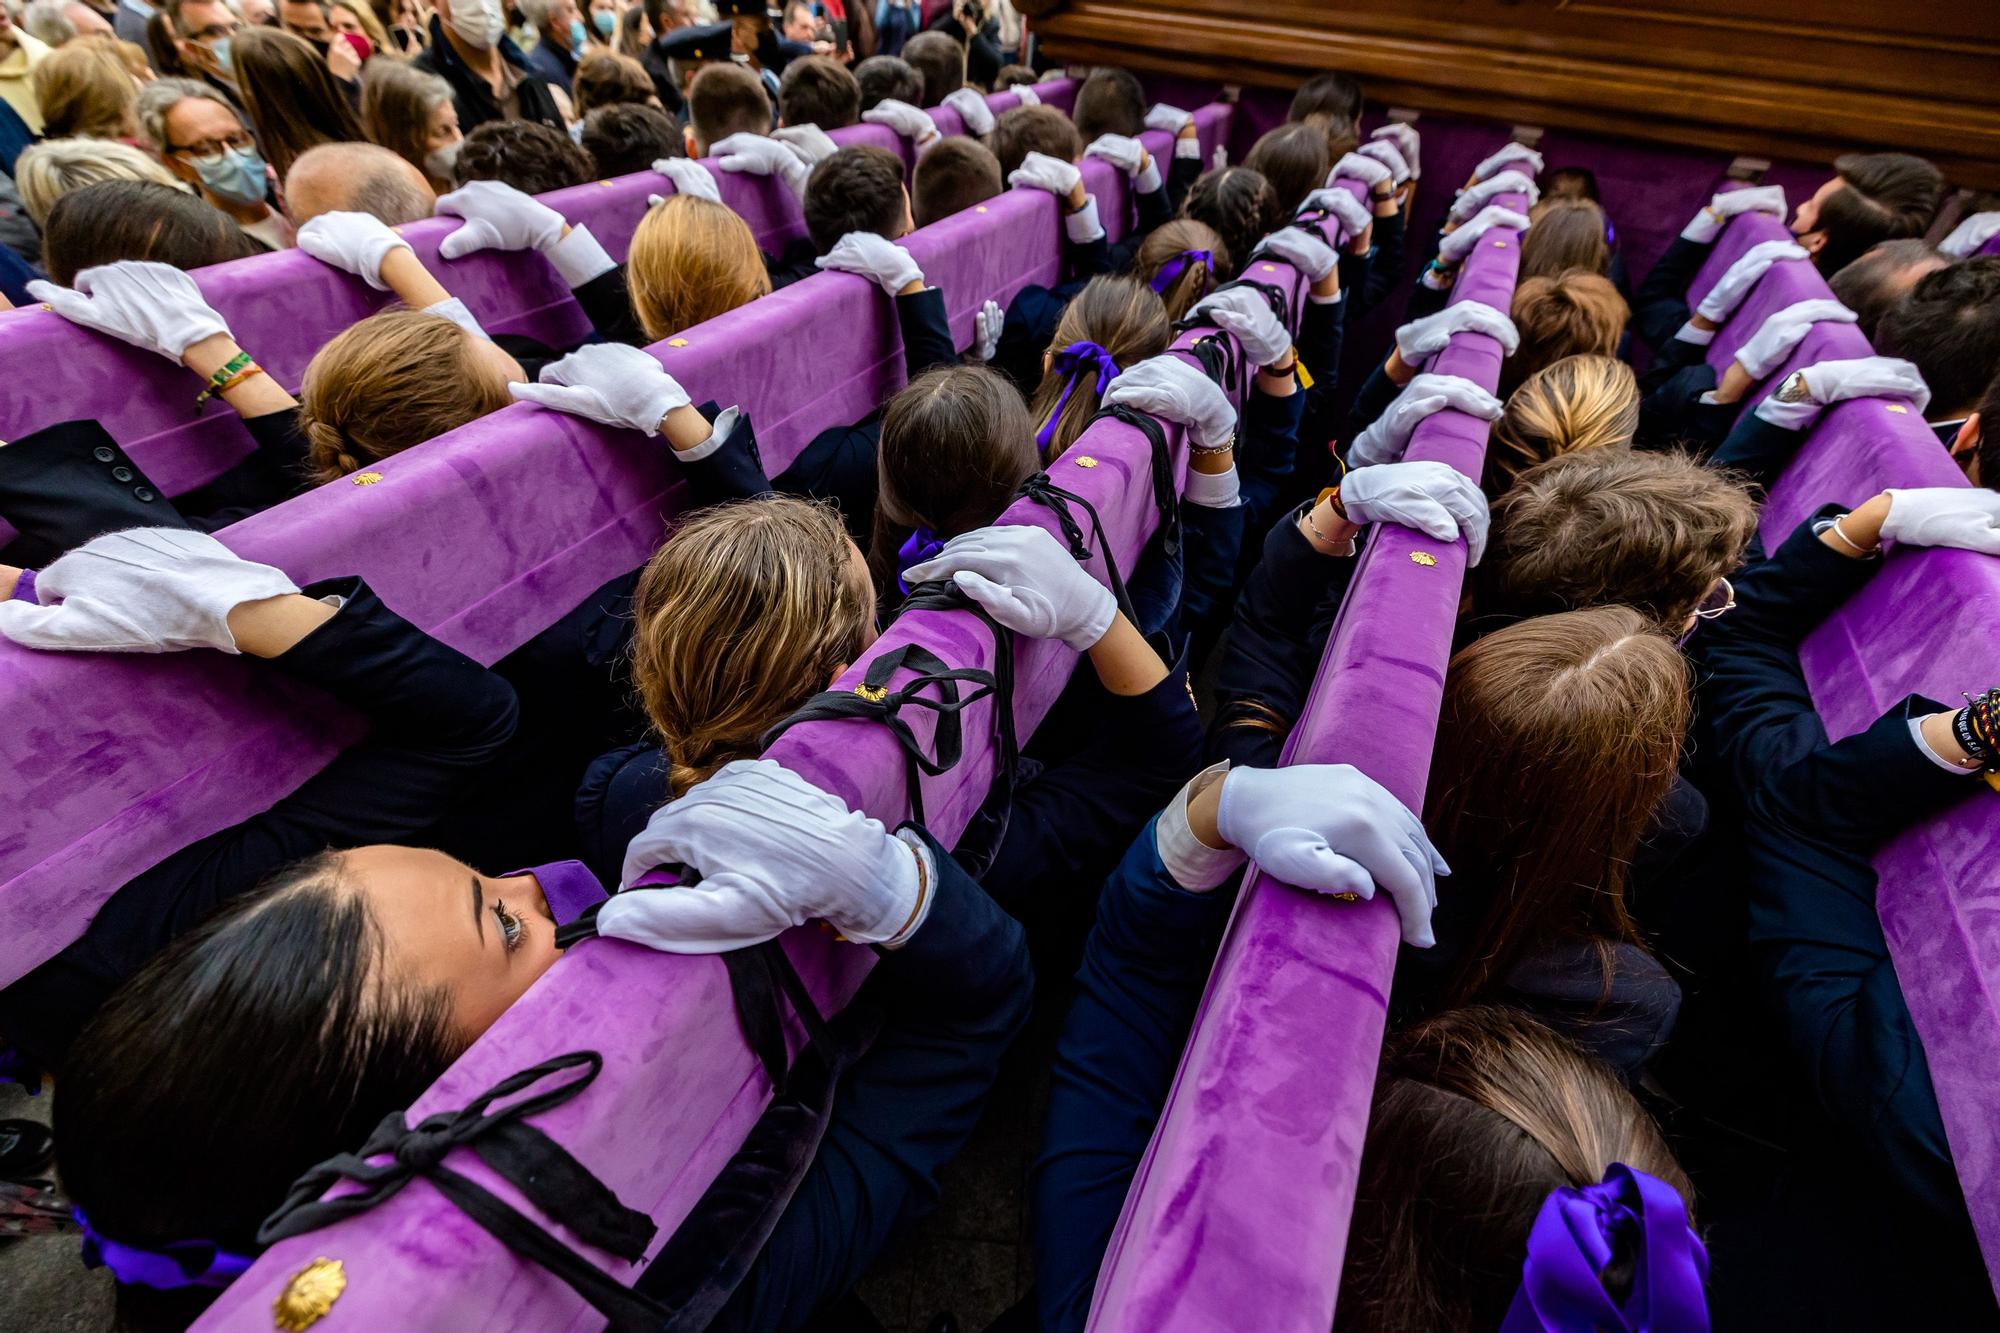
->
xmin=1500 ymin=1163 xmax=1709 ymax=1332
xmin=1034 ymin=340 xmax=1122 ymax=453
xmin=75 ymin=1208 xmax=255 ymax=1290
xmin=1149 ymin=248 xmax=1212 ymax=296
xmin=895 ymin=526 xmax=945 ymax=595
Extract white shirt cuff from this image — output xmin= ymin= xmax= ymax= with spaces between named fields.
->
xmin=671 ymin=404 xmax=736 ymax=462
xmin=548 ymin=223 xmax=616 ymax=289
xmin=422 ymin=296 xmax=488 ymax=340
xmin=1174 ymin=136 xmax=1201 ymax=160
xmin=1910 ymin=716 xmax=1982 ymax=776
xmin=1065 ymin=196 xmax=1105 ymax=244
xmin=1134 ymin=159 xmax=1163 ymax=195
xmin=1673 ymin=320 xmax=1716 ymax=346
xmin=1184 ymin=464 xmax=1240 ymax=509
xmin=1155 ymin=762 xmax=1247 ymax=891
xmin=1309 ymin=287 xmax=1345 ymax=305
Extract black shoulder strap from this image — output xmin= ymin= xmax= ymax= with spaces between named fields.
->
xmin=1015 ymin=470 xmax=1139 ymax=627
xmin=1086 ymin=403 xmax=1181 ymax=558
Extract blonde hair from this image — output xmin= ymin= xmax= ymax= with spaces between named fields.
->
xmin=626 ymin=194 xmax=772 ymax=342
xmin=629 ymin=497 xmax=873 ymax=794
xmin=329 ymin=0 xmax=396 ymax=57
xmin=32 ymin=35 xmax=140 ymax=138
xmin=298 ymin=310 xmax=514 ymax=482
xmin=15 ymin=136 xmax=189 ymax=226
xmin=1485 ymin=354 xmax=1638 ymax=497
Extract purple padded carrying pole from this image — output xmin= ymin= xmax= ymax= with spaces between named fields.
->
xmin=0 ymin=101 xmax=1228 ymax=989
xmin=1687 ymin=217 xmax=2000 ymax=1289
xmin=1086 ymin=182 xmax=1527 ymax=1333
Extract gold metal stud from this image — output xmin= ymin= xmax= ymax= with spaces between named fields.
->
xmin=1884 ymin=403 xmax=1909 ymax=414
xmin=1492 ymin=239 xmax=1509 ymax=248
xmin=1073 ymin=455 xmax=1098 ymax=468
xmin=350 ymin=472 xmax=384 ymax=486
xmin=1331 ymin=892 xmax=1361 ymax=902
xmin=666 ymin=338 xmax=690 ymax=348
xmin=272 ymin=1257 xmax=346 ymax=1331
xmin=855 ymin=683 xmax=888 ymax=703
xmin=975 ymin=205 xmax=989 ymax=213
xmin=1260 ymin=263 xmax=1277 ymax=273
xmin=1410 ymin=551 xmax=1438 ymax=567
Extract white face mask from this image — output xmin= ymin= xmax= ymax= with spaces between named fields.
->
xmin=423 ymin=136 xmax=462 ymax=180
xmin=445 ymin=0 xmax=505 ymax=49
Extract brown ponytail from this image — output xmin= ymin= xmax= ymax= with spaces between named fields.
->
xmin=1028 ymin=274 xmax=1172 ymax=463
xmin=1135 ymin=218 xmax=1227 ymax=323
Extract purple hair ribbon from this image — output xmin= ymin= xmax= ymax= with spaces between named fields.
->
xmin=1499 ymin=1162 xmax=1709 ymax=1332
xmin=895 ymin=526 xmax=945 ymax=595
xmin=1033 ymin=340 xmax=1122 ymax=454
xmin=1149 ymin=248 xmax=1212 ymax=295
xmin=75 ymin=1208 xmax=255 ymax=1290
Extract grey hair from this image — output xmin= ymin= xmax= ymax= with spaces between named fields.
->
xmin=515 ymin=0 xmax=562 ymax=29
xmin=134 ymin=75 xmax=240 ymax=154
xmin=15 ymin=137 xmax=193 ymax=226
xmin=21 ymin=0 xmax=76 ymax=47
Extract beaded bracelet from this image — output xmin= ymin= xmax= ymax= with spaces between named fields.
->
xmin=1956 ymin=688 xmax=2000 ymax=770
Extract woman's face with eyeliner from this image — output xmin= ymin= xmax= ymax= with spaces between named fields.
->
xmin=338 ymin=845 xmax=563 ymax=1040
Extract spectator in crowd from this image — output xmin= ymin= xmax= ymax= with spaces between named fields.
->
xmin=413 ymin=0 xmax=568 ymax=133
xmin=851 ymin=50 xmax=916 ymax=112
xmin=778 ymin=0 xmax=816 ymax=45
xmin=22 ymin=0 xmax=117 ymax=49
xmin=283 ymin=140 xmax=436 ymax=224
xmin=1827 ymin=237 xmax=1950 ymax=340
xmin=517 ymin=0 xmax=582 ymax=93
xmin=1071 ymin=65 xmax=1144 ymax=142
xmin=928 ymin=0 xmax=1000 ymax=88
xmin=910 ymin=133 xmax=1000 ymax=228
xmin=229 ymin=27 xmax=366 ymax=180
xmin=455 ymin=117 xmax=595 ymax=194
xmin=137 ymin=76 xmax=294 ymax=250
xmin=777 ymin=50 xmax=856 ymax=129
xmin=684 ymin=58 xmax=768 ymax=157
xmin=570 ymin=49 xmax=654 ymax=116
xmin=619 ymin=3 xmax=677 ymax=111
xmin=276 ymin=0 xmax=365 ymax=83
xmin=0 ymin=1 xmax=55 ymax=133
xmin=111 ymin=0 xmax=153 ymax=49
xmin=1788 ymin=151 xmax=1944 ymax=276
xmin=581 ymin=100 xmax=677 ymax=178
xmin=329 ymin=0 xmax=394 ymax=58
xmin=360 ymin=58 xmax=463 ymax=192
xmin=14 ymin=135 xmax=188 ymax=227
xmin=1873 ymin=257 xmax=2000 ymax=443
xmin=40 ymin=177 xmax=259 ymax=281
xmin=898 ymin=27 xmax=958 ymax=105
xmin=160 ymin=0 xmax=246 ymax=105
xmin=1243 ymin=121 xmax=1330 ymax=216
xmin=31 ymin=33 xmax=141 ymax=139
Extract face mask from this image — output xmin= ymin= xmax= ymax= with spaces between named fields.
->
xmin=568 ymin=16 xmax=584 ymax=49
xmin=193 ymin=144 xmax=268 ymax=205
xmin=445 ymin=0 xmax=504 ymax=50
xmin=207 ymin=35 xmax=233 ymax=72
xmin=423 ymin=137 xmax=461 ymax=181
xmin=306 ymin=35 xmax=330 ymax=57
xmin=591 ymin=9 xmax=614 ymax=36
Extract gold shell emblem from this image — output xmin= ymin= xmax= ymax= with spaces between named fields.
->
xmin=1073 ymin=455 xmax=1098 ymax=468
xmin=349 ymin=472 xmax=384 ymax=486
xmin=855 ymin=683 xmax=889 ymax=703
xmin=272 ymin=1257 xmax=346 ymax=1331
xmin=1409 ymin=551 xmax=1438 ymax=567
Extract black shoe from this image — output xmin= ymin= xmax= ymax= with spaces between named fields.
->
xmin=0 ymin=1120 xmax=53 ymax=1181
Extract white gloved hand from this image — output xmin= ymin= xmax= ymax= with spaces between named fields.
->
xmin=972 ymin=298 xmax=1004 ymax=362
xmin=0 ymin=528 xmax=298 ymax=654
xmin=1008 ymin=150 xmax=1082 ymax=197
xmin=507 ymin=342 xmax=691 ymax=434
xmin=1753 ymin=355 xmax=1931 ymax=430
xmin=1369 ymin=122 xmax=1419 ymax=179
xmin=942 ymin=86 xmax=995 ymax=136
xmin=1449 ymin=169 xmax=1539 ymax=223
xmin=1348 ymin=372 xmax=1503 ymax=467
xmin=1471 ymin=140 xmax=1543 ymax=182
xmin=903 ymin=523 xmax=1117 ymax=651
xmin=435 ymin=179 xmax=567 ymax=259
xmin=27 ymin=261 xmax=228 ymax=361
xmin=1253 ymin=226 xmax=1338 ymax=282
xmin=1012 ymin=83 xmax=1041 ymax=107
xmin=654 ymin=156 xmax=721 ymax=202
xmin=1186 ymin=286 xmax=1292 ymax=367
xmin=1215 ymin=763 xmax=1446 ymax=947
xmin=862 ymin=97 xmax=940 ymax=146
xmin=814 ymin=231 xmax=925 ymax=295
xmin=1330 ymin=150 xmax=1391 ymax=191
xmin=1339 ymin=460 xmax=1491 ymax=565
xmin=296 ymin=211 xmax=412 ymax=290
xmin=711 ymin=132 xmax=810 ymax=198
xmin=603 ymin=758 xmax=929 ymax=950
xmin=1694 ymin=239 xmax=1809 ymax=322
xmin=1395 ymin=299 xmax=1520 ymax=364
xmin=1438 ymin=205 xmax=1531 ymax=263
xmin=1733 ymin=298 xmax=1857 ymax=379
xmin=1679 ymin=184 xmax=1787 ymax=243
xmin=1879 ymin=487 xmax=2000 ymax=554
xmin=770 ymin=123 xmax=841 ymax=164
xmin=1101 ymin=353 xmax=1237 ymax=449
xmin=1299 ymin=186 xmax=1373 ymax=244
xmin=1144 ymin=102 xmax=1192 ymax=134
xmin=1356 ymin=138 xmax=1411 ymax=186
xmin=1939 ymin=211 xmax=2000 ymax=260
xmin=1084 ymin=132 xmax=1148 ymax=178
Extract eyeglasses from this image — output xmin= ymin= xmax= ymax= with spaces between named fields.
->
xmin=187 ymin=19 xmax=243 ymax=43
xmin=168 ymin=130 xmax=256 ymax=164
xmin=1692 ymin=576 xmax=1736 ymax=620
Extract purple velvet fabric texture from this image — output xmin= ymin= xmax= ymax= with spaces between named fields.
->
xmin=1086 ymin=181 xmax=1524 ymax=1333
xmin=1688 ymin=215 xmax=2000 ymax=1287
xmin=1979 ymin=231 xmax=2000 ymax=259
xmin=0 ymin=81 xmax=1079 ymax=549
xmin=0 ymin=93 xmax=1222 ymax=990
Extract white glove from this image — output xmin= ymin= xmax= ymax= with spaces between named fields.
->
xmin=1356 ymin=138 xmax=1411 ymax=186
xmin=1753 ymin=355 xmax=1931 ymax=430
xmin=1215 ymin=764 xmax=1446 ymax=948
xmin=1084 ymin=132 xmax=1148 ymax=178
xmin=942 ymin=86 xmax=994 ymax=136
xmin=1733 ymin=298 xmax=1857 ymax=379
xmin=1438 ymin=205 xmax=1531 ymax=263
xmin=1880 ymin=488 xmax=2000 ymax=554
xmin=296 ymin=211 xmax=412 ymax=291
xmin=1395 ymin=300 xmax=1519 ymax=364
xmin=507 ymin=342 xmax=691 ymax=434
xmin=435 ymin=179 xmax=566 ymax=259
xmin=1449 ymin=170 xmax=1539 ymax=223
xmin=1939 ymin=211 xmax=2000 ymax=260
xmin=712 ymin=132 xmax=810 ymax=198
xmin=1299 ymin=186 xmax=1372 ymax=244
xmin=770 ymin=123 xmax=841 ymax=164
xmin=27 ymin=261 xmax=227 ymax=361
xmin=0 ymin=528 xmax=297 ymax=654
xmin=814 ymin=231 xmax=925 ymax=295
xmin=1348 ymin=373 xmax=1502 ymax=467
xmin=654 ymin=156 xmax=721 ymax=203
xmin=1008 ymin=150 xmax=1081 ymax=197
xmin=1013 ymin=83 xmax=1041 ymax=107
xmin=972 ymin=298 xmax=1003 ymax=362
xmin=1694 ymin=239 xmax=1809 ymax=323
xmin=1339 ymin=460 xmax=1491 ymax=565
xmin=1680 ymin=184 xmax=1787 ymax=243
xmin=903 ymin=523 xmax=1117 ymax=652
xmin=1101 ymin=353 xmax=1237 ymax=450
xmin=1186 ymin=286 xmax=1292 ymax=367
xmin=1253 ymin=226 xmax=1337 ymax=282
xmin=1369 ymin=122 xmax=1419 ymax=178
xmin=1471 ymin=141 xmax=1543 ymax=182
xmin=603 ymin=758 xmax=929 ymax=950
xmin=862 ymin=97 xmax=940 ymax=146
xmin=1330 ymin=150 xmax=1390 ymax=191
xmin=1144 ymin=102 xmax=1192 ymax=134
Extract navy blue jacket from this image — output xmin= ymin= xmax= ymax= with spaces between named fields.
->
xmin=1630 ymin=233 xmax=1714 ymax=356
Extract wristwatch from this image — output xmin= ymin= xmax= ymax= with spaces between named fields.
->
xmin=1775 ymin=370 xmax=1813 ymax=404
